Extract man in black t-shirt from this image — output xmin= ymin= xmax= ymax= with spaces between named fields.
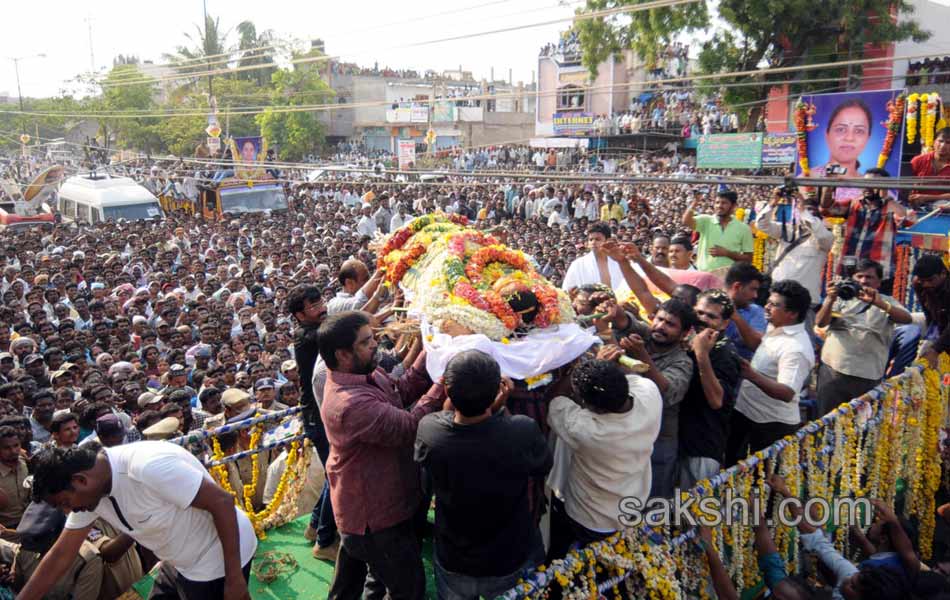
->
xmin=679 ymin=290 xmax=741 ymax=489
xmin=415 ymin=350 xmax=552 ymax=600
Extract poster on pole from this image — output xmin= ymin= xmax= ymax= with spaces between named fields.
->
xmin=398 ymin=139 xmax=416 ymax=170
xmin=798 ymin=88 xmax=905 ymax=207
xmin=696 ymin=133 xmax=763 ymax=169
xmin=761 ymin=132 xmax=797 ymax=166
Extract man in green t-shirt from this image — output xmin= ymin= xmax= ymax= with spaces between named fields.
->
xmin=682 ymin=189 xmax=754 ymax=272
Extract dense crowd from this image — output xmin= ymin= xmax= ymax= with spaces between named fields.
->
xmin=2 ymin=135 xmax=950 ymax=600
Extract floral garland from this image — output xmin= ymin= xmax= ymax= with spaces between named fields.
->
xmin=907 ymin=93 xmax=920 ymax=145
xmin=923 ymin=94 xmax=942 ymax=153
xmin=823 ymin=217 xmax=846 ymax=283
xmin=751 ymin=231 xmax=769 ymax=272
xmin=794 ymin=99 xmax=817 ymax=176
xmin=509 ymin=361 xmax=949 ymax=600
xmin=893 ymin=244 xmax=912 ymax=310
xmin=465 ymin=246 xmax=532 ymax=284
xmin=877 ymin=94 xmax=906 ymax=168
xmin=209 ymin=428 xmax=311 ymax=540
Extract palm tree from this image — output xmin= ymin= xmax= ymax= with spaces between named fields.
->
xmin=163 ymin=15 xmax=230 ymax=91
xmin=235 ymin=20 xmax=276 ymax=86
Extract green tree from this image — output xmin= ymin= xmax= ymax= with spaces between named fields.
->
xmin=93 ymin=64 xmax=158 ymax=152
xmin=575 ymin=0 xmax=930 ymax=127
xmin=236 ymin=21 xmax=277 ymax=86
xmin=256 ymin=55 xmax=333 ymax=160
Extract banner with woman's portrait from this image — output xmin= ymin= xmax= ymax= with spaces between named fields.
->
xmin=799 ymin=89 xmax=905 ymax=208
xmin=229 ymin=136 xmax=268 ymax=180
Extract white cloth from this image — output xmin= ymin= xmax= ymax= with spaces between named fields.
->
xmin=561 ymin=252 xmax=628 ymax=294
xmin=734 ymin=322 xmax=815 ymax=425
xmin=755 ymin=205 xmax=834 ymax=302
xmin=356 ymin=216 xmax=377 ymax=238
xmin=421 ymin=319 xmax=598 ymax=381
xmin=546 ymin=375 xmax=662 ymax=531
xmin=65 ymin=442 xmax=257 ymax=581
xmin=263 ymin=450 xmax=287 ymax=505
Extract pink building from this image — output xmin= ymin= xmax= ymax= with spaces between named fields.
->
xmin=535 ymin=33 xmax=643 ymax=137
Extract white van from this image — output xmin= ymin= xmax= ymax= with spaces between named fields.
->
xmin=58 ymin=173 xmax=164 ymax=223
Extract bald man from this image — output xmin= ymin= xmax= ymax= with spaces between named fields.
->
xmin=326 ymin=260 xmax=385 ymax=315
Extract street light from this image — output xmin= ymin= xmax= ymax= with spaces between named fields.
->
xmin=7 ymin=53 xmax=46 ymax=112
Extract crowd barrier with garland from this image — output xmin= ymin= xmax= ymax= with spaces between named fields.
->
xmin=502 ymin=358 xmax=950 ymax=600
xmin=169 ymin=406 xmax=312 ymax=539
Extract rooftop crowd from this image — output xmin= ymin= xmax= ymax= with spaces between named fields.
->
xmin=1 ymin=132 xmax=950 ymax=600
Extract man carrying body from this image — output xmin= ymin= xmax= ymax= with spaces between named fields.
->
xmin=561 ymin=223 xmax=628 ymax=295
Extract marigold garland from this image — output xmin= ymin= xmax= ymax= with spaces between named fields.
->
xmin=877 ymin=94 xmax=906 ymax=168
xmin=794 ymin=99 xmax=817 ymax=176
xmin=907 ymin=93 xmax=920 ymax=145
xmin=511 ymin=360 xmax=950 ymax=600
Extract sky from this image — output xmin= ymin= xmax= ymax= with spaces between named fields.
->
xmin=0 ymin=0 xmax=580 ymax=100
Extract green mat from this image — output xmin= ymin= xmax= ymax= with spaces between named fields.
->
xmin=131 ymin=516 xmax=438 ymax=598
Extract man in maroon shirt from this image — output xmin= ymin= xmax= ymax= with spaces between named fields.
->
xmin=909 ymin=127 xmax=950 ymax=207
xmin=319 ymin=311 xmax=444 ymax=600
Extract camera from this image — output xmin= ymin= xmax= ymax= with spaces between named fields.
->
xmin=835 ymin=278 xmax=862 ymax=301
xmin=826 ymin=164 xmax=848 ymax=176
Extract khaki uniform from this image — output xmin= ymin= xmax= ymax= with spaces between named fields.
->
xmin=0 ymin=538 xmax=102 ymax=600
xmin=0 ymin=459 xmax=28 ymax=541
xmin=86 ymin=519 xmax=143 ymax=600
xmin=231 ymin=448 xmax=272 ymax=512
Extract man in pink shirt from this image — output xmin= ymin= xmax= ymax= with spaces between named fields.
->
xmin=319 ymin=311 xmax=445 ymax=600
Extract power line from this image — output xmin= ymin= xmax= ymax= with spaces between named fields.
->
xmin=92 ymin=0 xmax=699 ymax=89
xmin=5 ymin=48 xmax=945 ymax=120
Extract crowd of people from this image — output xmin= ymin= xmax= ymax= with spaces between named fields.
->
xmin=0 ymin=135 xmax=947 ymax=600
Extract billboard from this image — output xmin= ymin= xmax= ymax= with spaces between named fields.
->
xmin=229 ymin=136 xmax=266 ymax=180
xmin=410 ymin=105 xmax=429 ymax=123
xmin=552 ymin=112 xmax=594 ymax=137
xmin=761 ymin=132 xmax=797 ymax=166
xmin=433 ymin=102 xmax=456 ymax=122
xmin=398 ymin=139 xmax=416 ymax=170
xmin=696 ymin=133 xmax=763 ymax=169
xmin=799 ymin=89 xmax=905 ymax=206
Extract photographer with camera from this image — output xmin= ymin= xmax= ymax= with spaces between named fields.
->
xmin=819 ymin=167 xmax=914 ymax=283
xmin=815 ymin=258 xmax=911 ymax=416
xmin=754 ymin=185 xmax=833 ymax=308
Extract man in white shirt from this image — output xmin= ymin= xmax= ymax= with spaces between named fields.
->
xmin=20 ymin=442 xmax=257 ymax=600
xmin=754 ymin=188 xmax=833 ymax=304
xmin=327 ymin=260 xmax=384 ymax=315
xmin=546 ymin=350 xmax=661 ymax=557
xmin=389 ymin=203 xmax=410 ymax=231
xmin=727 ymin=280 xmax=815 ymax=465
xmin=561 ymin=222 xmax=628 ymax=294
xmin=356 ymin=204 xmax=377 ymax=238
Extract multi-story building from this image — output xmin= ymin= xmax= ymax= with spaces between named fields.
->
xmin=320 ymin=60 xmax=535 ymax=151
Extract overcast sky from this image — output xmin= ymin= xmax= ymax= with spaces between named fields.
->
xmin=0 ymin=0 xmax=580 ymax=100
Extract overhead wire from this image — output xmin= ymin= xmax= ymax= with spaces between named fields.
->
xmin=97 ymin=0 xmax=528 ymax=82
xmin=6 ymin=49 xmax=948 ymax=121
xmin=92 ymin=0 xmax=699 ymax=89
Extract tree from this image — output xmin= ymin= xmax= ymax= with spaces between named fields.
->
xmin=256 ymin=54 xmax=333 ymax=160
xmin=236 ymin=21 xmax=277 ymax=86
xmin=164 ymin=14 xmax=230 ymax=93
xmin=93 ymin=65 xmax=158 ymax=152
xmin=575 ymin=0 xmax=930 ymax=127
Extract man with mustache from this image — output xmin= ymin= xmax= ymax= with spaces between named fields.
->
xmin=319 ymin=311 xmax=445 ymax=600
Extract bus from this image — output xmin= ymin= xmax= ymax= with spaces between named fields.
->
xmin=58 ymin=173 xmax=164 ymax=223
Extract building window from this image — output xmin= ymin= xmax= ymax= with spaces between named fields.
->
xmin=558 ymin=85 xmax=585 ymax=110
